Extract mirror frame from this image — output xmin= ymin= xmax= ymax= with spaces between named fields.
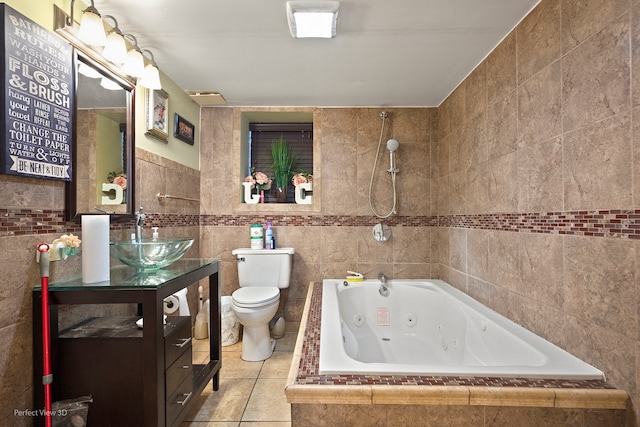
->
xmin=65 ymin=53 xmax=136 ymax=221
xmin=54 ymin=6 xmax=136 ymax=222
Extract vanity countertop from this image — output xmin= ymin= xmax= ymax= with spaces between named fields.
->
xmin=34 ymin=258 xmax=220 ymax=291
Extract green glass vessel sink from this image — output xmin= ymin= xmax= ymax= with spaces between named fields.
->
xmin=110 ymin=238 xmax=194 ymax=272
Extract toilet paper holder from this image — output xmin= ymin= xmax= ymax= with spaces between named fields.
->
xmin=163 ymin=288 xmax=190 ymax=316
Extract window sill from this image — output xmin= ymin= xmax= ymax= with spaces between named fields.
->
xmin=235 ymin=202 xmax=321 ymax=214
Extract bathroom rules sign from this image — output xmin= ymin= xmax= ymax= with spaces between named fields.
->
xmin=0 ymin=4 xmax=74 ymax=181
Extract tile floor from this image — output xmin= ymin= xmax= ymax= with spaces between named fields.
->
xmin=180 ymin=332 xmax=296 ymax=427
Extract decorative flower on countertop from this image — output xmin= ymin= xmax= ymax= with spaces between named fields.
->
xmin=292 ymin=172 xmax=313 ymax=186
xmin=108 ymin=171 xmax=127 ymax=189
xmin=245 ymin=169 xmax=272 ymax=191
xmin=60 ymin=233 xmax=81 ymax=248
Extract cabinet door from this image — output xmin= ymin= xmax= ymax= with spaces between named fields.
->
xmin=58 ymin=334 xmax=144 ymax=426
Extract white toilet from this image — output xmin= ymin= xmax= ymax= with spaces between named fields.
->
xmin=231 ymin=247 xmax=295 ymax=361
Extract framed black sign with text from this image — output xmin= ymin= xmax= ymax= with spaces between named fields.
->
xmin=1 ymin=4 xmax=74 ymax=181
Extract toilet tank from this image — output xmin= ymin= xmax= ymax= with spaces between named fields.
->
xmin=232 ymin=248 xmax=295 ymax=288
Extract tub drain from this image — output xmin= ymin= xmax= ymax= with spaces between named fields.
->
xmin=382 ymin=337 xmax=391 ymax=341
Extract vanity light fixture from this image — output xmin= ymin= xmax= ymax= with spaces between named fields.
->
xmin=69 ymin=0 xmax=107 ymax=47
xmin=140 ymin=50 xmax=162 ymax=89
xmin=121 ymin=34 xmax=145 ymax=77
xmin=101 ymin=15 xmax=128 ymax=64
xmin=58 ymin=4 xmax=162 ymax=85
xmin=286 ymin=1 xmax=340 ymax=38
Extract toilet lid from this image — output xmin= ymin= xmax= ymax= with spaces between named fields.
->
xmin=232 ymin=287 xmax=279 ymax=306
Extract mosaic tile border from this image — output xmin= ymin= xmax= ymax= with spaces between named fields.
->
xmin=0 ymin=209 xmax=198 ymax=237
xmin=293 ymin=283 xmax=614 ymax=389
xmin=3 ymin=208 xmax=640 ymax=240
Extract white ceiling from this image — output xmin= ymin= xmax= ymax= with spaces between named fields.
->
xmin=88 ymin=0 xmax=540 ymax=107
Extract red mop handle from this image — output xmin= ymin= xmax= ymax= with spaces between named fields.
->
xmin=37 ymin=243 xmax=52 ymax=427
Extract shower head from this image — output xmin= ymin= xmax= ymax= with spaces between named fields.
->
xmin=386 ymin=139 xmax=399 ymax=152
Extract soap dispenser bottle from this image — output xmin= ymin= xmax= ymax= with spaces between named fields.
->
xmin=152 ymin=227 xmax=159 ymax=240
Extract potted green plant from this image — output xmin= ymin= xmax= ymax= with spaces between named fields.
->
xmin=271 ymin=136 xmax=294 ymax=202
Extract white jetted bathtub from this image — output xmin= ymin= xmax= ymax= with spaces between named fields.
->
xmin=319 ymin=279 xmax=604 ymax=380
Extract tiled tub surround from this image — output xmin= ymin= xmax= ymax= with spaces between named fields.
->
xmin=285 ymin=284 xmax=629 ymax=427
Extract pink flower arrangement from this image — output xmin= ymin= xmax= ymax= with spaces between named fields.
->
xmin=113 ymin=174 xmax=127 ymax=190
xmin=292 ymin=172 xmax=313 ymax=186
xmin=107 ymin=171 xmax=127 ymax=189
xmin=245 ymin=170 xmax=272 ymax=191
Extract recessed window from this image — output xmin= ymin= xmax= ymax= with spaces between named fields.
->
xmin=236 ymin=109 xmax=319 ymax=212
xmin=248 ymin=122 xmax=313 ymax=203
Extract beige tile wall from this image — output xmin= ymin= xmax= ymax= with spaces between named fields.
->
xmin=436 ymin=0 xmax=640 ymax=421
xmin=0 ymin=173 xmax=67 ymax=425
xmin=199 ymin=107 xmax=436 ymax=325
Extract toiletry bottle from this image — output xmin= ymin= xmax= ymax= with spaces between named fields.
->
xmin=152 ymin=227 xmax=159 ymax=240
xmin=265 ymin=222 xmax=273 ymax=249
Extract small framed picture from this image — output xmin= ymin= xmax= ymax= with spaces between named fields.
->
xmin=145 ymin=88 xmax=169 ymax=142
xmin=174 ymin=113 xmax=195 ymax=145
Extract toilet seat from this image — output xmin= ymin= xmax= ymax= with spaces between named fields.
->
xmin=232 ymin=287 xmax=279 ymax=308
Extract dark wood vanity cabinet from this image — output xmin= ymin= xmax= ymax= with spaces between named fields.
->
xmin=57 ymin=316 xmax=193 ymax=427
xmin=33 ymin=259 xmax=221 ymax=427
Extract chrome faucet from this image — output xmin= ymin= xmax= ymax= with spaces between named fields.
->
xmin=135 ymin=206 xmax=145 ymax=241
xmin=378 ymin=273 xmax=389 ymax=297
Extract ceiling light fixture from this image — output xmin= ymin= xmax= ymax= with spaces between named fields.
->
xmin=140 ymin=50 xmax=162 ymax=89
xmin=101 ymin=15 xmax=128 ymax=64
xmin=69 ymin=0 xmax=107 ymax=47
xmin=286 ymin=1 xmax=340 ymax=39
xmin=121 ymin=34 xmax=145 ymax=77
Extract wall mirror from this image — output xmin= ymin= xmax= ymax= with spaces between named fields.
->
xmin=54 ymin=6 xmax=136 ymax=221
xmin=66 ymin=54 xmax=135 ymax=220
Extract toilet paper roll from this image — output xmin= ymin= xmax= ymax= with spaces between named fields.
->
xmin=163 ymin=295 xmax=180 ymax=314
xmin=164 ymin=288 xmax=190 ymax=316
xmin=81 ymin=215 xmax=110 ymax=283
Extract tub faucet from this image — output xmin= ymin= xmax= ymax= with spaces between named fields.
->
xmin=135 ymin=207 xmax=145 ymax=241
xmin=378 ymin=273 xmax=389 ymax=297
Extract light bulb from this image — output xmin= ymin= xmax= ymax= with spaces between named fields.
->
xmin=122 ymin=49 xmax=145 ymax=77
xmin=77 ymin=8 xmax=106 ymax=47
xmin=103 ymin=31 xmax=128 ymax=64
xmin=140 ymin=63 xmax=162 ymax=89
